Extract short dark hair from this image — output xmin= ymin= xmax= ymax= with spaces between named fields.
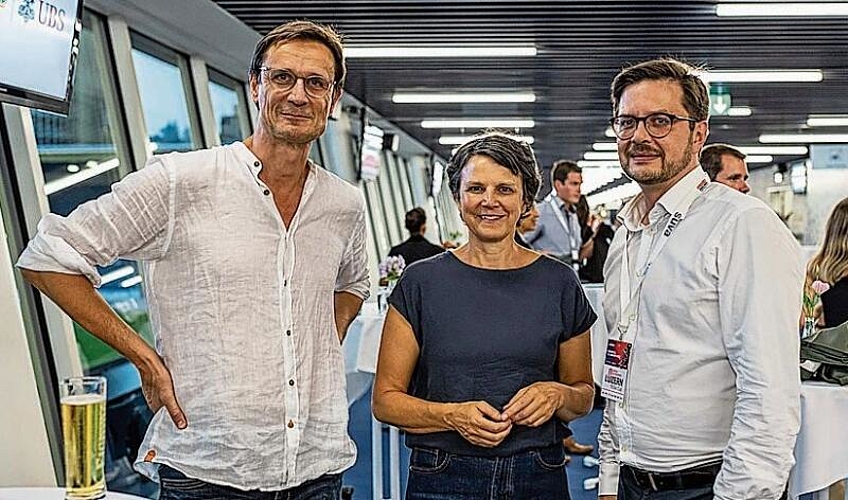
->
xmin=249 ymin=20 xmax=346 ymax=90
xmin=611 ymin=58 xmax=710 ymax=122
xmin=700 ymin=144 xmax=747 ymax=181
xmin=446 ymin=131 xmax=541 ymax=213
xmin=551 ymin=159 xmax=582 ymax=185
xmin=404 ymin=207 xmax=427 ymax=234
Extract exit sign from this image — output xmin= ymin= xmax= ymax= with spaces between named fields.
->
xmin=709 ymin=84 xmax=732 ymax=116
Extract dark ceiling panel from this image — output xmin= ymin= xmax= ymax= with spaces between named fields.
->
xmin=211 ymin=0 xmax=848 ymax=169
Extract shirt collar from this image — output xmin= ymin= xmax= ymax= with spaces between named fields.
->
xmin=618 ymin=166 xmax=709 ymax=232
xmin=233 ymin=140 xmax=316 ymax=185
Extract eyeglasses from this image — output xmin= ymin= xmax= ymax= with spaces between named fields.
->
xmin=258 ymin=67 xmax=335 ymax=99
xmin=609 ymin=113 xmax=698 ymax=140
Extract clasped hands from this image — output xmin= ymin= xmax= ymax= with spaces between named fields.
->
xmin=445 ymin=381 xmax=564 ymax=448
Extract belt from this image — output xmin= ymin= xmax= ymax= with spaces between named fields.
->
xmin=622 ymin=462 xmax=721 ymax=492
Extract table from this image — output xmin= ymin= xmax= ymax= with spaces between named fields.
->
xmin=343 ymin=301 xmax=398 ymax=500
xmin=789 ymin=382 xmax=848 ymax=499
xmin=0 ymin=488 xmax=145 ymax=499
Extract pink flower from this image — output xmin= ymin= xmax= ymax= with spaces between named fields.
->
xmin=811 ymin=280 xmax=831 ymax=295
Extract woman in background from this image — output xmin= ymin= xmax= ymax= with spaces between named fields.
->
xmin=372 ymin=132 xmax=595 ymax=499
xmin=806 ymin=196 xmax=848 ymax=328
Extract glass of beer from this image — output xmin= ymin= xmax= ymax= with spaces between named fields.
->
xmin=60 ymin=376 xmax=107 ymax=500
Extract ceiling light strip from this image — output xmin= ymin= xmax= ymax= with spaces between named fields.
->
xmin=716 ymin=2 xmax=848 ymax=17
xmin=439 ymin=135 xmax=534 ymax=145
xmin=759 ymin=134 xmax=848 ymax=143
xmin=347 ymin=45 xmax=537 ymax=58
xmin=421 ymin=119 xmax=535 ymax=129
xmin=393 ymin=92 xmax=536 ymax=104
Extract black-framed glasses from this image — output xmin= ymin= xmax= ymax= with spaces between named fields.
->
xmin=609 ymin=113 xmax=698 ymax=140
xmin=258 ymin=67 xmax=335 ymax=98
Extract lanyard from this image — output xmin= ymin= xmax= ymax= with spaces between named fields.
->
xmin=549 ymin=197 xmax=580 ymax=253
xmin=616 ymin=175 xmax=708 ymax=341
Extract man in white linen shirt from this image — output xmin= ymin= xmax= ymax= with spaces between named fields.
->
xmin=17 ymin=20 xmax=370 ymax=499
xmin=597 ymin=58 xmax=802 ymax=500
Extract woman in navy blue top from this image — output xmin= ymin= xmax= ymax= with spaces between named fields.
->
xmin=373 ymin=132 xmax=596 ymax=499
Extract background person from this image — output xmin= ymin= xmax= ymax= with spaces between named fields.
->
xmin=372 ymin=132 xmax=596 ymax=499
xmin=526 ymin=160 xmax=592 ymax=269
xmin=700 ymin=143 xmax=751 ymax=194
xmin=388 ymin=207 xmax=445 ymax=265
xmin=805 ymin=196 xmax=848 ymax=328
xmin=17 ymin=20 xmax=369 ymax=499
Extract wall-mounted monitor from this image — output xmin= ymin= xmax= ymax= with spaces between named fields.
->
xmin=0 ymin=0 xmax=84 ymax=115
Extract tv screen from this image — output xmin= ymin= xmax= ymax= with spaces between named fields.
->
xmin=0 ymin=0 xmax=83 ymax=115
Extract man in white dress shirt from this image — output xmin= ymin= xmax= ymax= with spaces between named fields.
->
xmin=597 ymin=58 xmax=802 ymax=499
xmin=17 ymin=20 xmax=369 ymax=499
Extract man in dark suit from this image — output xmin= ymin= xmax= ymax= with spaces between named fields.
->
xmin=389 ymin=207 xmax=444 ymax=265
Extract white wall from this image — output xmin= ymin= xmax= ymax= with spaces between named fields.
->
xmin=0 ymin=208 xmax=55 ymax=487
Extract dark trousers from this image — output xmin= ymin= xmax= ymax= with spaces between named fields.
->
xmin=618 ymin=464 xmax=789 ymax=500
xmin=158 ymin=465 xmax=341 ymax=500
xmin=406 ymin=444 xmax=571 ymax=500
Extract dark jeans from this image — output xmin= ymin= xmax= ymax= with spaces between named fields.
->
xmin=406 ymin=444 xmax=571 ymax=500
xmin=618 ymin=464 xmax=789 ymax=500
xmin=158 ymin=465 xmax=341 ymax=500
xmin=618 ymin=465 xmax=712 ymax=500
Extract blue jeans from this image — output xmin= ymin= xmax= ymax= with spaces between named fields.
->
xmin=617 ymin=465 xmax=789 ymax=500
xmin=406 ymin=444 xmax=571 ymax=500
xmin=157 ymin=465 xmax=341 ymax=500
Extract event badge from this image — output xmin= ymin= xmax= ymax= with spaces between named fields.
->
xmin=601 ymin=339 xmax=633 ymax=402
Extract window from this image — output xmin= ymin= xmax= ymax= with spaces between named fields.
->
xmin=207 ymin=68 xmax=251 ymax=145
xmin=131 ymin=33 xmax=200 ymax=154
xmin=30 ymin=11 xmax=157 ymax=497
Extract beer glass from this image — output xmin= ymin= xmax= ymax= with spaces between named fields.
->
xmin=60 ymin=376 xmax=107 ymax=499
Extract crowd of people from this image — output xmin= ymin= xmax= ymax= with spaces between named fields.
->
xmin=14 ymin=17 xmax=848 ymax=500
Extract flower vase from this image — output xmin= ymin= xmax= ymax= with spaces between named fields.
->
xmin=802 ymin=316 xmax=816 ymax=339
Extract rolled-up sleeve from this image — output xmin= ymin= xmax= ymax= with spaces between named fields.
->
xmin=713 ymin=206 xmax=803 ymax=499
xmin=334 ymin=200 xmax=370 ymax=300
xmin=598 ymin=402 xmax=621 ymax=495
xmin=16 ymin=157 xmax=174 ymax=287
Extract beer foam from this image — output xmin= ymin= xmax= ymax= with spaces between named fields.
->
xmin=61 ymin=394 xmax=106 ymax=405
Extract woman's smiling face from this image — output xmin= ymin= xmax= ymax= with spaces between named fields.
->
xmin=457 ymin=154 xmax=525 ymax=244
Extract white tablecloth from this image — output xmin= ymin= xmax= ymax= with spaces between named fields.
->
xmin=789 ymin=382 xmax=848 ymax=498
xmin=0 ymin=488 xmax=144 ymax=499
xmin=343 ymin=301 xmax=386 ymax=405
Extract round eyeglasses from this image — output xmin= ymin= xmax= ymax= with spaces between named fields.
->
xmin=609 ymin=113 xmax=698 ymax=140
xmin=259 ymin=67 xmax=335 ymax=99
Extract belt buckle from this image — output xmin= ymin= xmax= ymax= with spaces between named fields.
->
xmin=646 ymin=472 xmax=659 ymax=491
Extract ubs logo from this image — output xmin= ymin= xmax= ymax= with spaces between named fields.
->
xmin=663 ymin=211 xmax=683 ymax=237
xmin=17 ymin=0 xmax=66 ymax=31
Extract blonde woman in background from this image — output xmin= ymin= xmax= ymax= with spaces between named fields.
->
xmin=805 ymin=196 xmax=848 ymax=328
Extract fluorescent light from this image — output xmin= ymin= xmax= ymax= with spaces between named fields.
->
xmin=717 ymin=2 xmax=848 ymax=17
xmin=44 ymin=158 xmax=120 ymax=195
xmin=347 ymin=45 xmax=536 ymax=58
xmin=807 ymin=115 xmax=848 ymax=127
xmin=578 ymin=160 xmax=622 ymax=168
xmin=699 ymin=70 xmax=822 ymax=83
xmin=100 ymin=265 xmax=135 ymax=285
xmin=439 ymin=135 xmax=534 ymax=145
xmin=760 ymin=133 xmax=848 ymax=143
xmin=727 ymin=106 xmax=753 ymax=117
xmin=737 ymin=146 xmax=808 ymax=155
xmin=421 ymin=119 xmax=535 ymax=129
xmin=604 ymin=127 xmax=616 ymax=138
xmin=592 ymin=142 xmax=618 ymax=151
xmin=120 ymin=275 xmax=143 ymax=288
xmin=584 ymin=151 xmax=620 ymax=161
xmin=394 ymin=92 xmax=536 ymax=104
xmin=745 ymin=155 xmax=774 ymax=164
